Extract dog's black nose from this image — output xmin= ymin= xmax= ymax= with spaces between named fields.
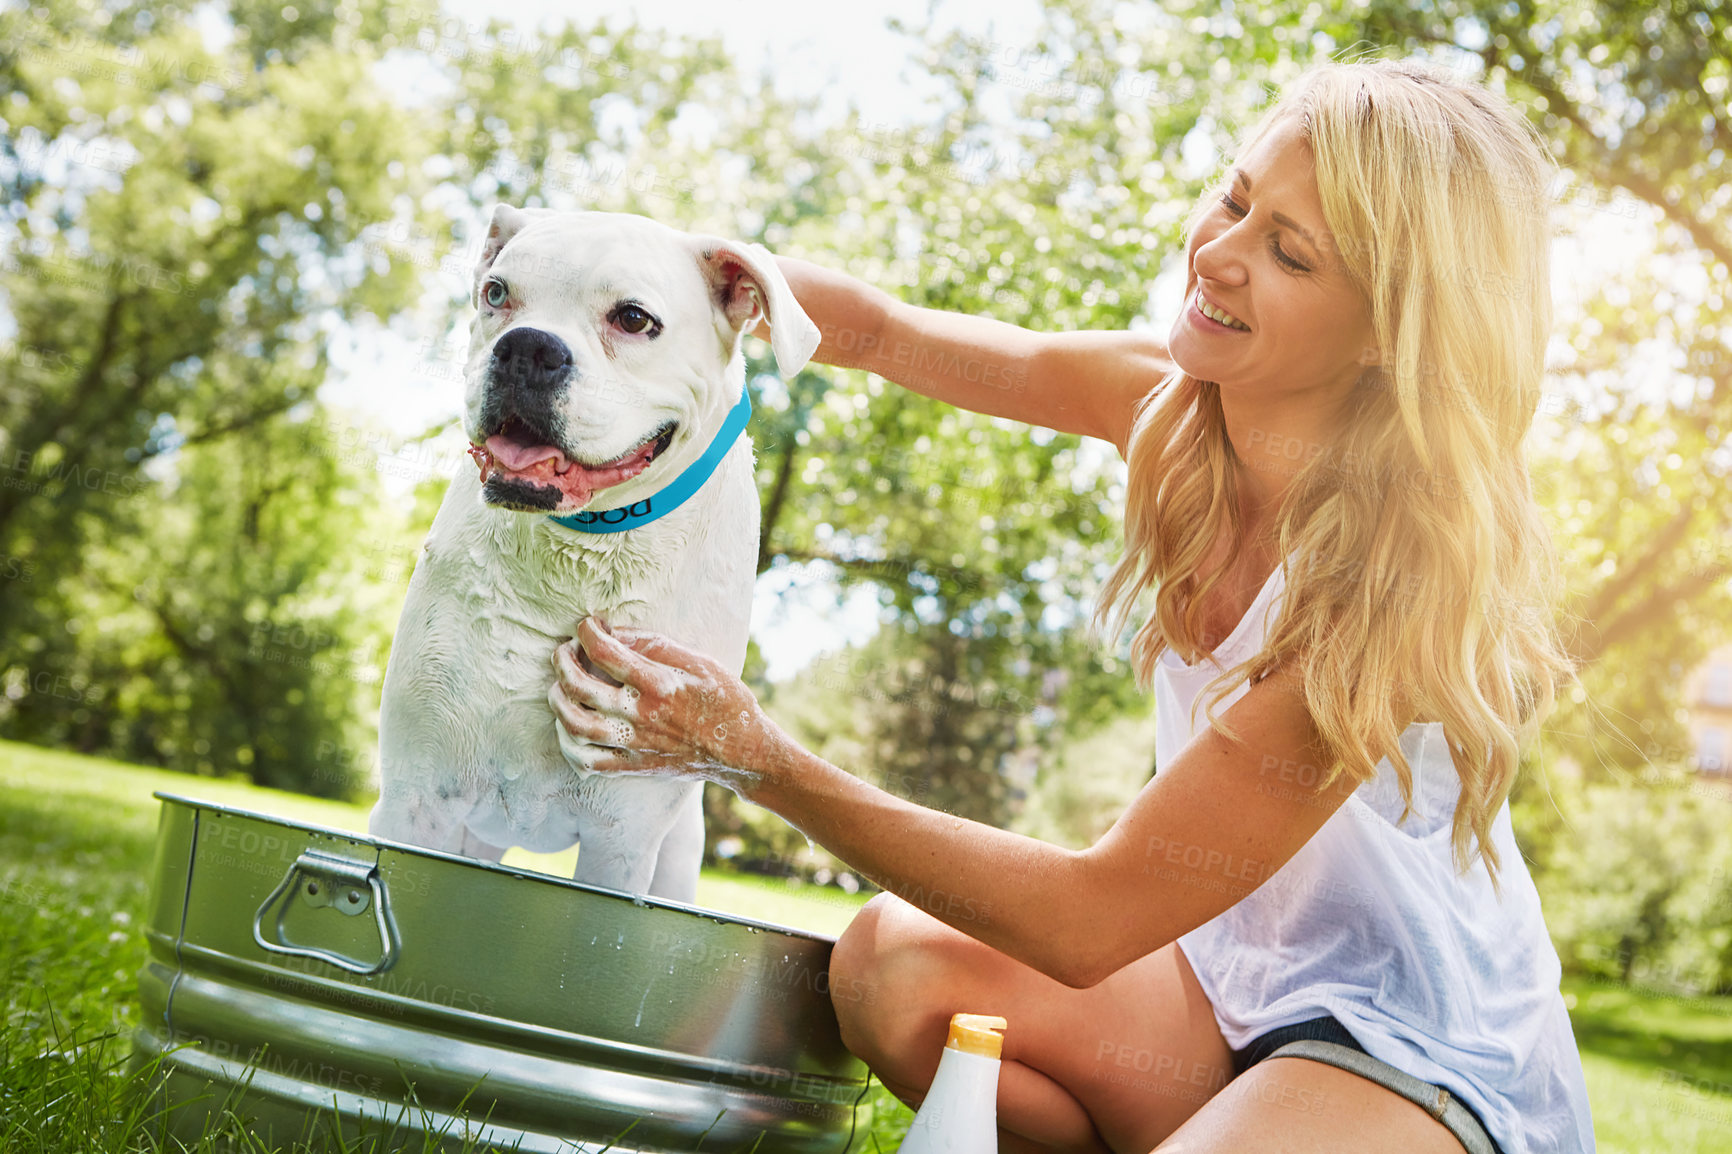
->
xmin=491 ymin=327 xmax=573 ymax=392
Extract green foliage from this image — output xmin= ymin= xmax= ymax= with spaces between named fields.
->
xmin=1529 ymin=408 xmax=1732 ymax=780
xmin=1536 ymin=773 xmax=1732 ymax=995
xmin=0 ymin=401 xmax=424 ymax=796
xmin=1010 ymin=710 xmax=1157 ymax=850
xmin=0 ymin=0 xmax=449 ymax=791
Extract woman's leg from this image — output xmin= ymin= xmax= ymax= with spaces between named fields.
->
xmin=830 ymin=893 xmax=1235 ymax=1153
xmin=1152 ymin=1058 xmax=1474 ymax=1153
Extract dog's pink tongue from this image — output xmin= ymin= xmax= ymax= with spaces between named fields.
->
xmin=484 ymin=436 xmax=570 ymax=473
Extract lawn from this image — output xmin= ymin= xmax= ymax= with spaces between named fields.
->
xmin=1 ymin=738 xmax=1727 ymax=1152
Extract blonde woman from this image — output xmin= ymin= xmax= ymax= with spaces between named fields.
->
xmin=550 ymin=58 xmax=1595 ymax=1153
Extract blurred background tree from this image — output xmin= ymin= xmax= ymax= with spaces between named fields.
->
xmin=2 ymin=0 xmax=1729 ymax=985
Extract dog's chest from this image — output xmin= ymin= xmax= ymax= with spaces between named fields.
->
xmin=380 ymin=462 xmax=757 ymax=798
xmin=381 ymin=542 xmax=678 ymax=817
xmin=408 ymin=530 xmax=677 ymax=717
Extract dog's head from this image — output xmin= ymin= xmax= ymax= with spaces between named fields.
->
xmin=461 ymin=205 xmax=819 ymax=516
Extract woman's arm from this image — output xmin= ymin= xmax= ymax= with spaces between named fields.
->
xmin=551 ymin=620 xmax=1368 ymax=989
xmin=770 ymin=256 xmax=1172 ymax=456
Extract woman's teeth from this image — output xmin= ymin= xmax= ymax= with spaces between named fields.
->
xmin=1198 ymin=293 xmax=1250 ymax=331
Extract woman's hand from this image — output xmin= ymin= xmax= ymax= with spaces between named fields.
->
xmin=547 ymin=617 xmax=788 ymax=796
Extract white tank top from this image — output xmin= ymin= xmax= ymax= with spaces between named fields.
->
xmin=1155 ymin=558 xmax=1596 ymax=1154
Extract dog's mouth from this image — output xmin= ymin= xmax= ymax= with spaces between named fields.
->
xmin=468 ymin=416 xmax=679 ymax=512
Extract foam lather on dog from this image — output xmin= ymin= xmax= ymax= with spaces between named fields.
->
xmin=368 ymin=205 xmax=818 ymax=901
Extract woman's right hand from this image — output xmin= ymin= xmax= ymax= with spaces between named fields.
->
xmin=550 ymin=619 xmax=796 ymax=799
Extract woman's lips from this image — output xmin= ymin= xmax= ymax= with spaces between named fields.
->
xmin=1191 ymin=287 xmax=1251 ymax=333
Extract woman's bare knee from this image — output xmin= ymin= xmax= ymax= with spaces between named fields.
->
xmin=829 ymin=893 xmax=984 ymax=1073
xmin=830 ymin=902 xmax=1237 ymax=1151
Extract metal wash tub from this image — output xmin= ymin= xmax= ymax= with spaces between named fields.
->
xmin=131 ymin=794 xmax=871 ymax=1152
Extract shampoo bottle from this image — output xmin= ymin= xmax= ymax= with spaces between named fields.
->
xmin=894 ymin=1012 xmax=1008 ymax=1154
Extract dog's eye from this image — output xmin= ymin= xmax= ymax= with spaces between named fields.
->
xmin=611 ymin=303 xmax=661 ymax=337
xmin=484 ymin=280 xmax=508 ymax=309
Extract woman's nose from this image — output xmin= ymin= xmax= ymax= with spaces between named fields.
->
xmin=1192 ymin=222 xmax=1252 ymax=287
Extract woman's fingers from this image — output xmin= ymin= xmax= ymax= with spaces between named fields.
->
xmin=551 ymin=640 xmax=640 ymax=717
xmin=548 ymin=681 xmax=644 ymax=751
xmin=610 ymin=626 xmax=713 ymax=673
xmin=575 ymin=617 xmax=678 ymax=695
xmin=548 ymin=680 xmax=606 ymax=740
xmin=545 ymin=683 xmax=700 ymax=778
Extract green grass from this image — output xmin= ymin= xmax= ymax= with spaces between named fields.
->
xmin=4 ymin=739 xmax=1730 ymax=1152
xmin=1563 ymin=977 xmax=1732 ymax=1152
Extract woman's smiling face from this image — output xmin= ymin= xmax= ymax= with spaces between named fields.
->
xmin=1168 ymin=113 xmax=1378 ymax=404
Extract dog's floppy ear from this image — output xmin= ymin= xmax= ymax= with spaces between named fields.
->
xmin=695 ymin=239 xmax=820 ymax=377
xmin=472 ymin=204 xmax=556 ymax=308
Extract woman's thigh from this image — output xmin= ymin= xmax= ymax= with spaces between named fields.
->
xmin=829 ymin=893 xmax=1234 ymax=1152
xmin=1154 ymin=1057 xmax=1471 ymax=1154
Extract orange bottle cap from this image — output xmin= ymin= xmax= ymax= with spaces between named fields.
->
xmin=945 ymin=1013 xmax=1008 ymax=1060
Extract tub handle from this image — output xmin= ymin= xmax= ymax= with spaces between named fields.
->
xmin=252 ymin=848 xmax=400 ymax=975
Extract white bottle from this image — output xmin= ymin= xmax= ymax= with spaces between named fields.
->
xmin=895 ymin=1013 xmax=1008 ymax=1154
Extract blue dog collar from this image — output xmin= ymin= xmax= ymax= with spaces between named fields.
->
xmin=547 ymin=387 xmax=752 ymax=534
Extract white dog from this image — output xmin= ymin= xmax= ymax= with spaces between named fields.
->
xmin=368 ymin=205 xmax=818 ymax=901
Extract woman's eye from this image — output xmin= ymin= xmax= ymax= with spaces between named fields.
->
xmin=612 ymin=303 xmax=661 ymax=336
xmin=1272 ymin=243 xmax=1310 ymax=273
xmin=484 ymin=280 xmax=508 ymax=308
xmin=1219 ymin=193 xmax=1310 ymax=273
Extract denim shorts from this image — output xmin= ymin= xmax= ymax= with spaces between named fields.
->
xmin=1231 ymin=1016 xmax=1505 ymax=1154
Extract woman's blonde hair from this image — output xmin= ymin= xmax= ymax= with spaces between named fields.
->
xmin=1095 ymin=57 xmax=1579 ymax=889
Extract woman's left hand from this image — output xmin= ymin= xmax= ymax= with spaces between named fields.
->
xmin=547 ymin=617 xmax=786 ymax=795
